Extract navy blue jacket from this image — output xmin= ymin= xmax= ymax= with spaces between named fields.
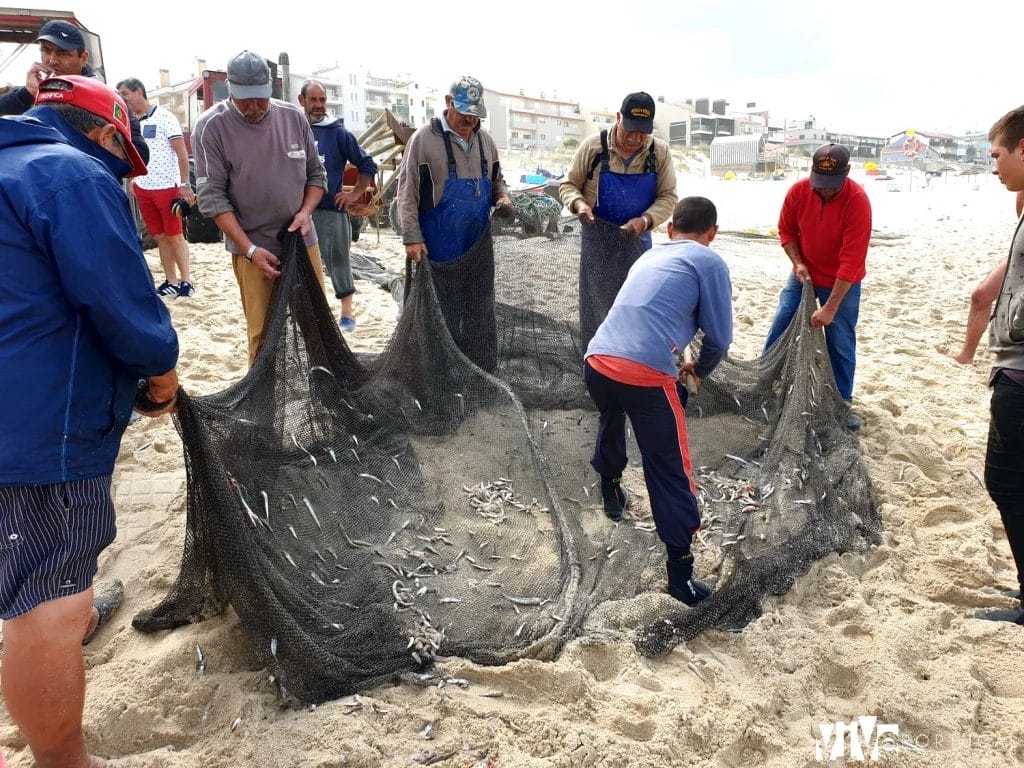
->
xmin=0 ymin=108 xmax=178 ymax=486
xmin=310 ymin=115 xmax=377 ymax=211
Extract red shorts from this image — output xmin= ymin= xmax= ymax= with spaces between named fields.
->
xmin=133 ymin=184 xmax=183 ymax=237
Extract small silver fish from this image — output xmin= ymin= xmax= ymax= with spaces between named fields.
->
xmin=302 ymin=497 xmax=322 ymax=530
xmin=502 ymin=594 xmax=547 ymax=606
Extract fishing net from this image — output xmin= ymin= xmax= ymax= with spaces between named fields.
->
xmin=134 ymin=214 xmax=880 ymax=702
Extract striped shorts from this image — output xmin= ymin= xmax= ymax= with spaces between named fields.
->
xmin=0 ymin=475 xmax=116 ymax=620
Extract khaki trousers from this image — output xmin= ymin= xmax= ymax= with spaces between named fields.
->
xmin=232 ymin=243 xmax=325 ymax=367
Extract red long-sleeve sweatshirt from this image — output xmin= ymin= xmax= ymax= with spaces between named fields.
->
xmin=777 ymin=178 xmax=871 ymax=287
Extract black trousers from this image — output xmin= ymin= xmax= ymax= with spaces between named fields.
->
xmin=985 ymin=372 xmax=1024 ymax=593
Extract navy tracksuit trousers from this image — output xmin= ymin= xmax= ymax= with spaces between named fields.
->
xmin=584 ymin=361 xmax=701 ymax=551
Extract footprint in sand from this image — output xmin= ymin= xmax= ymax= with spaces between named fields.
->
xmin=919 ymin=502 xmax=977 ymax=528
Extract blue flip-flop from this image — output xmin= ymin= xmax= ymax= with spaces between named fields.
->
xmin=83 ymin=579 xmax=124 ymax=645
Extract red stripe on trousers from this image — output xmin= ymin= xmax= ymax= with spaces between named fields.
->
xmin=662 ymin=381 xmax=698 ymax=498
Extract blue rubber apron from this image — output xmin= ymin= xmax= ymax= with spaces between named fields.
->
xmin=418 ymin=128 xmax=498 ymax=371
xmin=579 ymin=132 xmax=658 ymax=355
xmin=591 ymin=131 xmax=658 ymax=251
xmin=419 ymin=130 xmax=491 ymax=263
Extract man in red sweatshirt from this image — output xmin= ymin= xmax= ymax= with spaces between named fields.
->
xmin=764 ymin=142 xmax=872 ymax=430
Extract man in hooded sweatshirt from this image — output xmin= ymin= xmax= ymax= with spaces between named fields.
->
xmin=298 ymin=79 xmax=378 ymax=332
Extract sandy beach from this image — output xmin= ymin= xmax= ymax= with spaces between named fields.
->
xmin=3 ymin=169 xmax=1023 ymax=767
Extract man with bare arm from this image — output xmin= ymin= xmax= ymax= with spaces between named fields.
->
xmin=953 ymin=190 xmax=1024 ymax=364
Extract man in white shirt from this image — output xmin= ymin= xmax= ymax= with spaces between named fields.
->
xmin=117 ymin=77 xmax=197 ymax=297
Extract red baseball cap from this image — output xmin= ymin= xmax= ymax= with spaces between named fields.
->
xmin=34 ymin=75 xmax=148 ymax=177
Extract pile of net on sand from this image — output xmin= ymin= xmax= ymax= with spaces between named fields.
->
xmin=135 ymin=217 xmax=880 ymax=703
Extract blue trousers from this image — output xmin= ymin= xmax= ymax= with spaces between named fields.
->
xmin=764 ymin=274 xmax=861 ymax=401
xmin=584 ymin=362 xmax=700 ymax=550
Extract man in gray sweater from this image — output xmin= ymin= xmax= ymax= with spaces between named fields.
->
xmin=977 ymin=104 xmax=1024 ymax=626
xmin=193 ymin=50 xmax=327 ymax=366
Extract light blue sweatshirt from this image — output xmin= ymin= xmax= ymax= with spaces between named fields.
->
xmin=586 ymin=238 xmax=733 ymax=379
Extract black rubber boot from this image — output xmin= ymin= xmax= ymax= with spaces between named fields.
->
xmin=997 ymin=587 xmax=1024 ymax=602
xmin=666 ymin=548 xmax=711 ymax=606
xmin=975 ymin=604 xmax=1024 ymax=625
xmin=600 ymin=476 xmax=629 ymax=521
xmin=976 ymin=574 xmax=1024 ymax=625
xmin=83 ymin=578 xmax=124 ymax=645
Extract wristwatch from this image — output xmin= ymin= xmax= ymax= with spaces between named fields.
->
xmin=245 ymin=243 xmax=257 ymax=262
xmin=643 ymin=213 xmax=654 ymax=230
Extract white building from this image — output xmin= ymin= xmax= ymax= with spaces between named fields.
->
xmin=309 ymin=68 xmax=441 ymax=135
xmin=483 ymin=88 xmax=585 ymax=151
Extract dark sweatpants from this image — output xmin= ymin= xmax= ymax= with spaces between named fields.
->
xmin=584 ymin=362 xmax=700 ymax=550
xmin=985 ymin=373 xmax=1024 ymax=595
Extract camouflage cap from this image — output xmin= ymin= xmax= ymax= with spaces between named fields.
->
xmin=449 ymin=76 xmax=486 ymax=118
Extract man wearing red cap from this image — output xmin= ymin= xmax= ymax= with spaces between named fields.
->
xmin=764 ymin=142 xmax=872 ymax=431
xmin=0 ymin=20 xmax=149 ymax=165
xmin=0 ymin=75 xmax=179 ymax=768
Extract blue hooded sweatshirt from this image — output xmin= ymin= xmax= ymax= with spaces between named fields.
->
xmin=0 ymin=107 xmax=178 ymax=486
xmin=310 ymin=115 xmax=378 ymax=211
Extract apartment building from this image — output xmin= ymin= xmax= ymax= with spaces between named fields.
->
xmin=482 ymin=88 xmax=585 ymax=151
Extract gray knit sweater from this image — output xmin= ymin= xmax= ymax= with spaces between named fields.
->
xmin=193 ymin=98 xmax=326 ymax=255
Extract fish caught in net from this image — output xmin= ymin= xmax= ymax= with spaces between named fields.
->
xmin=134 ymin=216 xmax=879 ymax=702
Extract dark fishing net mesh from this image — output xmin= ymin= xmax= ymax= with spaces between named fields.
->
xmin=134 ymin=215 xmax=880 ymax=702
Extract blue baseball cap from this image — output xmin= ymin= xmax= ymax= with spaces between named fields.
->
xmin=36 ymin=19 xmax=86 ymax=51
xmin=449 ymin=76 xmax=486 ymax=118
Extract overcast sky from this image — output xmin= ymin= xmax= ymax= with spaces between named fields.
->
xmin=4 ymin=1 xmax=1021 ymax=138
